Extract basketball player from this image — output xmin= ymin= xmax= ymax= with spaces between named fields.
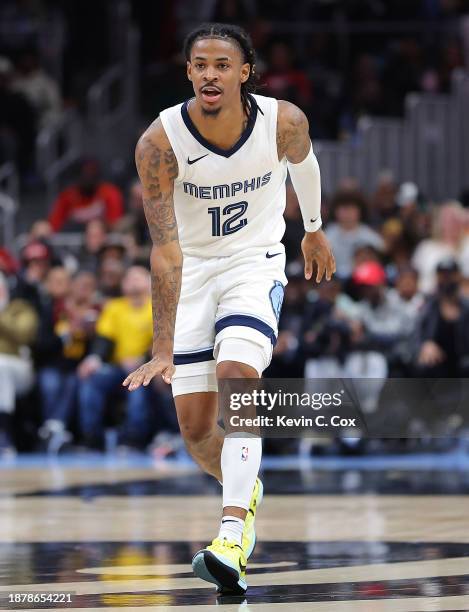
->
xmin=123 ymin=23 xmax=335 ymax=594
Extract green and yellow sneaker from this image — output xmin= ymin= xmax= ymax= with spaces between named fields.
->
xmin=192 ymin=537 xmax=247 ymax=594
xmin=242 ymin=477 xmax=264 ymax=560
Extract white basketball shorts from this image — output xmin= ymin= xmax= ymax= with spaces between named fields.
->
xmin=172 ymin=244 xmax=288 ymax=388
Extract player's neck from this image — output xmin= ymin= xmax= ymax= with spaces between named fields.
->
xmin=189 ymin=98 xmax=247 ymax=151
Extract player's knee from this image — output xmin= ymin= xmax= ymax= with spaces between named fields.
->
xmin=215 ymin=337 xmax=271 ymax=379
xmin=216 ymin=360 xmax=257 ymax=379
xmin=179 ymin=420 xmax=214 ymax=446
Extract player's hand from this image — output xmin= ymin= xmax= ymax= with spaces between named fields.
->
xmin=122 ymin=355 xmax=175 ymax=390
xmin=301 ymin=229 xmax=336 ymax=282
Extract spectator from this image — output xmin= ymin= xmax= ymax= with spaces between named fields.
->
xmin=300 ymin=272 xmax=388 ymax=421
xmin=28 ymin=219 xmax=53 ymax=242
xmin=339 ymin=261 xmax=416 ymax=410
xmin=12 ymin=240 xmax=56 ymax=314
xmin=303 ymin=262 xmax=417 ymax=410
xmin=31 ymin=263 xmax=71 ymax=352
xmin=0 ymin=55 xmax=36 ymax=172
xmin=262 ymin=41 xmax=312 ymax=112
xmin=98 ymin=258 xmax=125 ymax=301
xmin=395 ymin=182 xmax=430 ymax=253
xmin=115 ymin=180 xmax=152 ymax=263
xmin=12 ymin=48 xmax=62 ymax=129
xmin=99 ymin=235 xmax=129 ymax=265
xmin=21 ymin=240 xmax=54 ymax=284
xmin=44 ymin=266 xmax=71 ymax=318
xmin=369 ymin=172 xmax=398 ymax=227
xmin=412 ymin=201 xmax=469 ymax=294
xmin=0 ymin=271 xmax=38 ymax=456
xmin=48 ymin=159 xmax=124 ymax=232
xmin=394 ymin=266 xmax=424 ymax=319
xmin=31 ymin=266 xmax=70 ymax=372
xmin=352 ymin=243 xmax=382 ymax=268
xmin=414 ymin=259 xmax=469 ymax=377
xmin=37 ymin=271 xmax=99 ymax=453
xmin=380 ymin=219 xmax=409 ymax=270
xmin=352 ymin=54 xmax=386 ymax=118
xmin=302 ymin=276 xmax=357 ymax=377
xmin=77 ymin=266 xmax=154 ymax=450
xmin=351 ymin=261 xmax=418 ymax=356
xmin=75 ymin=219 xmax=109 ymax=273
xmin=326 ymin=191 xmax=384 ymax=279
xmin=351 ymin=261 xmax=421 ymax=378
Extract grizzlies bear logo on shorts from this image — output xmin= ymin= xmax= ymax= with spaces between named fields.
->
xmin=269 ymin=281 xmax=284 ymax=323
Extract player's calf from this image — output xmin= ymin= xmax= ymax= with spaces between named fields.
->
xmin=174 ymin=391 xmax=224 ymax=480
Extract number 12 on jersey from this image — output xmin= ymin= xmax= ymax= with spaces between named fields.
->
xmin=208 ymin=201 xmax=248 ymax=236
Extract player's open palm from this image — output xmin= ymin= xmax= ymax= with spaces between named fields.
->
xmin=301 ymin=229 xmax=336 ymax=282
xmin=123 ymin=355 xmax=175 ymax=390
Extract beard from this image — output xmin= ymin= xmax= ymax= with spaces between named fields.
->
xmin=201 ymin=105 xmax=221 ymax=118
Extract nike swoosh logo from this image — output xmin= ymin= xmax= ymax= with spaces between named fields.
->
xmin=187 ymin=154 xmax=209 ymax=165
xmin=310 ymin=216 xmax=319 ymax=223
xmin=266 ymin=251 xmax=282 ymax=259
xmin=221 ymin=519 xmax=238 ymax=524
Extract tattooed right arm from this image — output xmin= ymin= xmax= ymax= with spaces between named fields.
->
xmin=135 ymin=118 xmax=182 ymax=359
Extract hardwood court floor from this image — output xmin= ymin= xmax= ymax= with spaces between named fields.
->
xmin=1 ymin=457 xmax=469 ymax=611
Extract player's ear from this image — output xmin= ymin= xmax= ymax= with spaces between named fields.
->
xmin=240 ymin=63 xmax=250 ymax=83
xmin=187 ymin=61 xmax=192 ymax=81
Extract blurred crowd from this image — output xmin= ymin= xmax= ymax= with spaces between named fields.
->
xmin=0 ymin=49 xmax=62 ymax=174
xmin=271 ymin=179 xmax=469 ymax=390
xmin=144 ymin=0 xmax=469 ymax=139
xmin=0 ymin=159 xmax=179 ymax=457
xmin=0 ymin=158 xmax=468 ymax=457
xmin=1 ymin=0 xmax=469 ymax=457
xmin=1 ymin=0 xmax=469 ymax=178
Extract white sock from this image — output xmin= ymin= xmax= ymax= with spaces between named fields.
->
xmin=218 ymin=515 xmax=244 ymax=546
xmin=221 ymin=436 xmax=262 ymax=510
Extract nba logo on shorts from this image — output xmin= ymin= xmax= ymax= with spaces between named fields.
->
xmin=241 ymin=446 xmax=249 ymax=462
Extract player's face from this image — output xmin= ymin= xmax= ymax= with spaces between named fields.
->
xmin=187 ymin=38 xmax=250 ymax=115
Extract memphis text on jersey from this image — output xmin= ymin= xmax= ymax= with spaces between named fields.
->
xmin=183 ymin=171 xmax=272 ymax=200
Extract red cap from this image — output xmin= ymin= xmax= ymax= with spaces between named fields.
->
xmin=22 ymin=241 xmax=51 ymax=262
xmin=352 ymin=261 xmax=386 ymax=286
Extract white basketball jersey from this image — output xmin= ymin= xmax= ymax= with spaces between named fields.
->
xmin=159 ymin=94 xmax=287 ymax=257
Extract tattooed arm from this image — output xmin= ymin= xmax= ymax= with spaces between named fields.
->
xmin=277 ymin=100 xmax=335 ymax=282
xmin=276 ymin=100 xmax=311 ymax=163
xmin=123 ymin=118 xmax=183 ymax=389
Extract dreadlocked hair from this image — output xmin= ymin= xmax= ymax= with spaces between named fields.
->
xmin=183 ymin=22 xmax=258 ymax=116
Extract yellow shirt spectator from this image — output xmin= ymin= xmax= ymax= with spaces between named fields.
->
xmin=96 ymin=297 xmax=153 ymax=364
